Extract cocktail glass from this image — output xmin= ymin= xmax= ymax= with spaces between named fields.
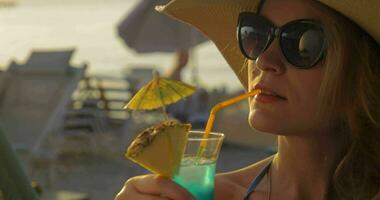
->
xmin=173 ymin=131 xmax=224 ymax=200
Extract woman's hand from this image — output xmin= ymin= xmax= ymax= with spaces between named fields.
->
xmin=114 ymin=174 xmax=195 ymax=200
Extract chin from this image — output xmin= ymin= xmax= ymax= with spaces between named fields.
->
xmin=248 ymin=110 xmax=294 ymax=135
xmin=249 ymin=112 xmax=323 ymax=136
xmin=249 ymin=111 xmax=277 ymax=133
xmin=249 ymin=121 xmax=279 ymax=134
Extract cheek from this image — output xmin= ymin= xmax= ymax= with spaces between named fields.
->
xmin=290 ymin=70 xmax=323 ymax=115
xmin=282 ymin=70 xmax=324 ymax=132
xmin=249 ymin=68 xmax=324 ymax=134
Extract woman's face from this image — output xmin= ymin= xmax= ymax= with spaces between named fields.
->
xmin=248 ymin=0 xmax=330 ymax=135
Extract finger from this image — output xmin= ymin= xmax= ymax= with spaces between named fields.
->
xmin=136 ymin=195 xmax=169 ymax=200
xmin=115 ymin=184 xmax=170 ymax=200
xmin=131 ymin=175 xmax=194 ymax=200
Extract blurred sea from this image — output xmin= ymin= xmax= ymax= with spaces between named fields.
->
xmin=0 ymin=0 xmax=242 ymax=91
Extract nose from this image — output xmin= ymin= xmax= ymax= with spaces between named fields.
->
xmin=255 ymin=40 xmax=286 ymax=75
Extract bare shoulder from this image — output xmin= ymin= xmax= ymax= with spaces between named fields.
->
xmin=219 ymin=156 xmax=274 ymax=187
xmin=214 ymin=156 xmax=274 ymax=200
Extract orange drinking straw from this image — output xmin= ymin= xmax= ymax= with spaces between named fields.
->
xmin=197 ymin=89 xmax=261 ymax=156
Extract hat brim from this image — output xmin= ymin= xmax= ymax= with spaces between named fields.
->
xmin=159 ymin=0 xmax=380 ymax=89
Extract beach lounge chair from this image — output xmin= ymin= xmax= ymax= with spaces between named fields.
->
xmin=0 ymin=48 xmax=86 ymax=189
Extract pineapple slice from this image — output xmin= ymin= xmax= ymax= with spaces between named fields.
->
xmin=126 ymin=121 xmax=191 ymax=177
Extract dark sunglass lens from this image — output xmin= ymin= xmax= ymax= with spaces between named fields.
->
xmin=281 ymin=23 xmax=325 ymax=68
xmin=239 ymin=14 xmax=272 ymax=59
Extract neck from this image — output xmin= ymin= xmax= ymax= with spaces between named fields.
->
xmin=270 ymin=129 xmax=346 ymax=199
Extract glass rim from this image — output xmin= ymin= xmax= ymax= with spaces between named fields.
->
xmin=187 ymin=130 xmax=225 ymax=141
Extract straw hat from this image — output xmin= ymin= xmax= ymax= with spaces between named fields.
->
xmin=157 ymin=0 xmax=380 ymax=89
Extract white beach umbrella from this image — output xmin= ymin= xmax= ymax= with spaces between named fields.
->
xmin=117 ymin=0 xmax=208 ymax=53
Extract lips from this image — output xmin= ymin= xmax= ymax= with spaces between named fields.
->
xmin=253 ymin=84 xmax=287 ymax=100
xmin=258 ymin=90 xmax=287 ymax=100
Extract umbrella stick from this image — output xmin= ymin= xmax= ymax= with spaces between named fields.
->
xmin=189 ymin=49 xmax=199 ymax=86
xmin=162 ymin=106 xmax=169 ymax=120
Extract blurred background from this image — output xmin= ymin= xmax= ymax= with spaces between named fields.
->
xmin=0 ymin=0 xmax=276 ymax=199
xmin=0 ymin=0 xmax=241 ymax=90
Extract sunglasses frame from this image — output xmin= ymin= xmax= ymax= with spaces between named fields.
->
xmin=237 ymin=12 xmax=328 ymax=69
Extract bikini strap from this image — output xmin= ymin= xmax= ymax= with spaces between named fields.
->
xmin=243 ymin=160 xmax=272 ymax=200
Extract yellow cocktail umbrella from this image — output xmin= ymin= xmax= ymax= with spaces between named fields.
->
xmin=124 ymin=72 xmax=196 ymax=110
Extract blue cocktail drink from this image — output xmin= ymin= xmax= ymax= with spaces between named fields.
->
xmin=173 ymin=157 xmax=216 ymax=199
xmin=173 ymin=131 xmax=224 ymax=200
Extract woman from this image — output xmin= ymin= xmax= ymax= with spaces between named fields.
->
xmin=115 ymin=0 xmax=380 ymax=199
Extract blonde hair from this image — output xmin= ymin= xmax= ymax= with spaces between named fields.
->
xmin=318 ymin=8 xmax=380 ymax=200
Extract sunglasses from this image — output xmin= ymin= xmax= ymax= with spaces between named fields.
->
xmin=237 ymin=12 xmax=327 ymax=68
